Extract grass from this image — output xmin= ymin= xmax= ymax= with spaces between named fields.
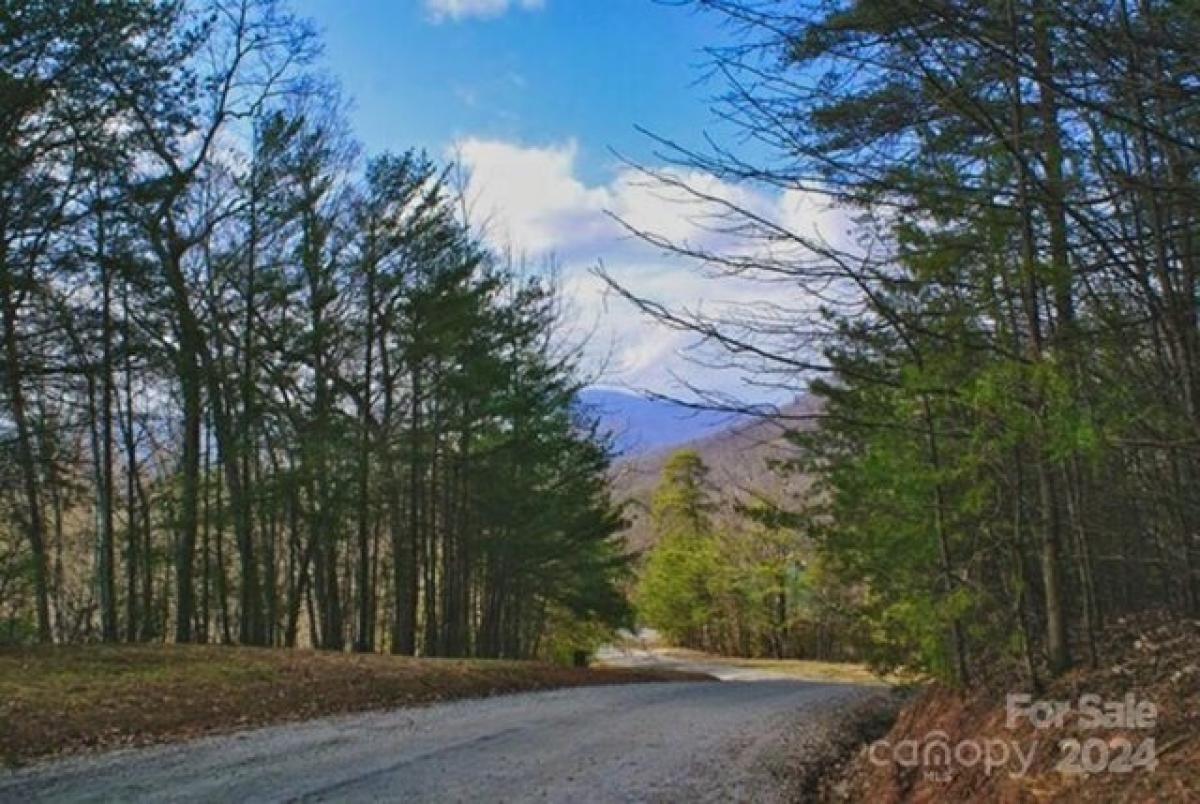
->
xmin=655 ymin=647 xmax=893 ymax=685
xmin=0 ymin=644 xmax=710 ymax=767
xmin=723 ymin=656 xmax=889 ymax=684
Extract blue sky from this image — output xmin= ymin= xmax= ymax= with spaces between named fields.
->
xmin=291 ymin=1 xmax=842 ymax=401
xmin=293 ymin=0 xmax=727 ymax=183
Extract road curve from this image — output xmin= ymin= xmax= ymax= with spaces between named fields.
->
xmin=0 ymin=678 xmax=874 ymax=803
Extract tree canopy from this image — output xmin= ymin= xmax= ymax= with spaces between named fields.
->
xmin=0 ymin=0 xmax=630 ymax=658
xmin=607 ymin=0 xmax=1200 ymax=685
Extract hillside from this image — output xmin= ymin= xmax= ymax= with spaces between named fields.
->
xmin=611 ymin=396 xmax=822 ymax=553
xmin=828 ymin=613 xmax=1200 ymax=802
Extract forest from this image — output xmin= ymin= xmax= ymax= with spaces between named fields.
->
xmin=5 ymin=0 xmax=1200 ymax=696
xmin=5 ymin=2 xmax=1200 ymax=798
xmin=612 ymin=0 xmax=1200 ymax=687
xmin=0 ymin=0 xmax=630 ymax=658
xmin=635 ymin=449 xmax=855 ymax=662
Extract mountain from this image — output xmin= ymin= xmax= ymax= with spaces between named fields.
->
xmin=577 ymin=389 xmax=749 ymax=457
xmin=609 ymin=396 xmax=822 ymax=553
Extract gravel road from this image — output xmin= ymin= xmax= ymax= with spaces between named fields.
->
xmin=0 ymin=669 xmax=879 ymax=803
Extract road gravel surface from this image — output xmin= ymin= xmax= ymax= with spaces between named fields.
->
xmin=0 ymin=653 xmax=881 ymax=803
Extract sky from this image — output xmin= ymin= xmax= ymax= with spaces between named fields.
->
xmin=292 ymin=0 xmax=843 ymax=401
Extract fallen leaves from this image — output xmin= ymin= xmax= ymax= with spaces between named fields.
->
xmin=0 ymin=644 xmax=711 ymax=767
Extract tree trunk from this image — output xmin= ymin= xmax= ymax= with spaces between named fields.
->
xmin=354 ymin=260 xmax=376 ymax=653
xmin=1 ymin=254 xmax=53 ymax=642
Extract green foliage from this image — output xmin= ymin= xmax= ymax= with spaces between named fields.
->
xmin=635 ymin=451 xmax=851 ymax=659
xmin=536 ymin=604 xmax=619 ymax=666
xmin=0 ymin=0 xmax=631 ymax=654
xmin=636 ymin=452 xmax=720 ymax=644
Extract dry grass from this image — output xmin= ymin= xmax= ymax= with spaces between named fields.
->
xmin=725 ymin=657 xmax=890 ymax=685
xmin=0 ymin=644 xmax=710 ymax=767
xmin=656 ymin=647 xmax=891 ymax=685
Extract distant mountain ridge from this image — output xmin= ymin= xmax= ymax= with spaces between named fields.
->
xmin=577 ymin=389 xmax=749 ymax=457
xmin=609 ymin=396 xmax=822 ymax=553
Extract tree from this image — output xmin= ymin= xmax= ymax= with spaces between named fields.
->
xmin=0 ymin=0 xmax=631 ymax=658
xmin=603 ymin=0 xmax=1200 ymax=684
xmin=637 ymin=452 xmax=721 ymax=648
xmin=0 ymin=0 xmax=182 ymax=642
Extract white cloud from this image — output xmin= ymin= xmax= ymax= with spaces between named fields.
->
xmin=452 ymin=137 xmax=852 ymax=398
xmin=454 ymin=138 xmax=807 ymax=260
xmin=425 ymin=0 xmax=545 ymax=22
xmin=455 ymin=138 xmax=609 ymax=254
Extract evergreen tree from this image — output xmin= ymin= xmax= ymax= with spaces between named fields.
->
xmin=606 ymin=0 xmax=1200 ymax=684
